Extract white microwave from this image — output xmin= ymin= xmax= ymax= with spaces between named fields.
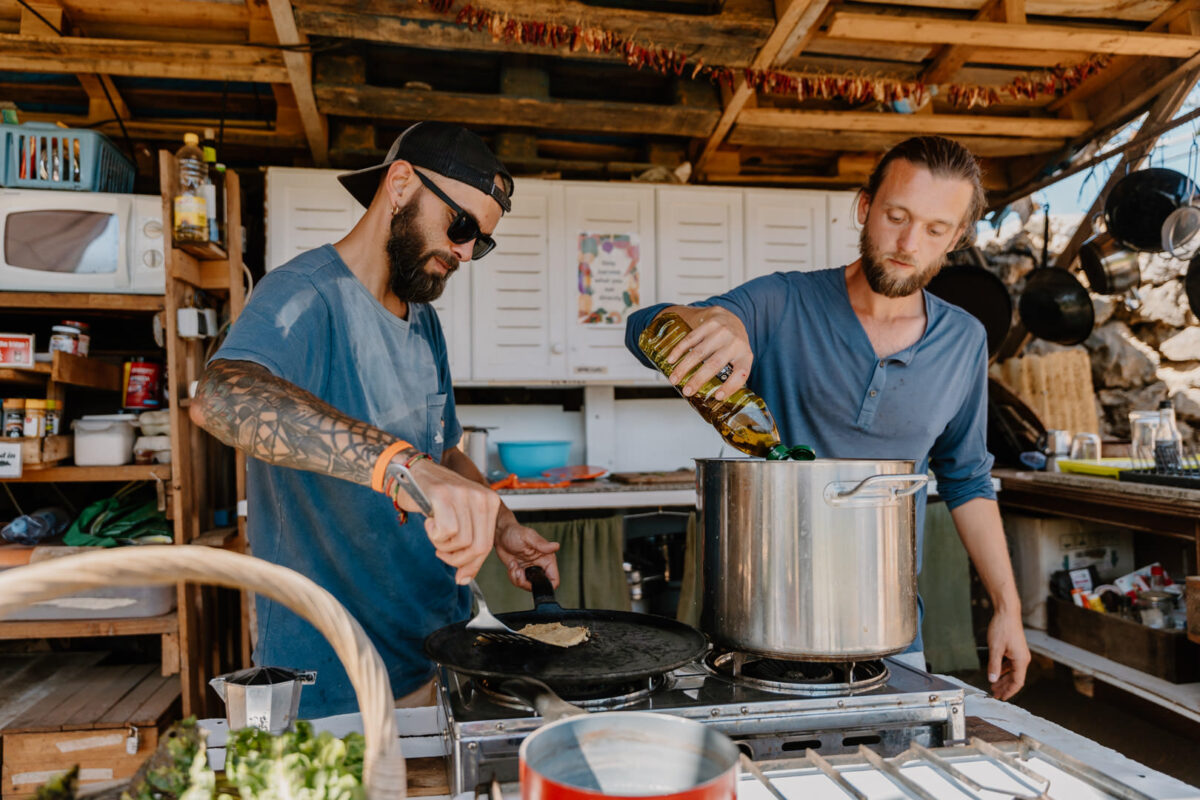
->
xmin=0 ymin=188 xmax=165 ymax=294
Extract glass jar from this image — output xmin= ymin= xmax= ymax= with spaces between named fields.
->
xmin=62 ymin=320 xmax=90 ymax=356
xmin=48 ymin=325 xmax=80 ymax=355
xmin=3 ymin=398 xmax=25 ymax=438
xmin=22 ymin=398 xmax=46 ymax=438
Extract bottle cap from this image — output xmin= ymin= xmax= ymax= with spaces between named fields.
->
xmin=184 ymin=132 xmax=199 ymax=145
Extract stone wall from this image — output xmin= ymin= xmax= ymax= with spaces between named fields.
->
xmin=980 ymin=219 xmax=1199 ymax=446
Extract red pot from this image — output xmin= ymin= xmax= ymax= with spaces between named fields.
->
xmin=520 ymin=711 xmax=740 ymax=800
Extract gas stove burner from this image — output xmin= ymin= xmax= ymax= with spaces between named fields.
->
xmin=706 ymin=651 xmax=889 ymax=696
xmin=473 ymin=674 xmax=668 ymax=711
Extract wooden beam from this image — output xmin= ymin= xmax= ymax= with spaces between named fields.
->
xmin=825 ymin=11 xmax=1200 ymax=58
xmin=291 ymin=0 xmax=770 ymax=67
xmin=0 ymin=33 xmax=289 ymax=82
xmin=695 ymin=0 xmax=832 ymax=176
xmin=264 ymin=0 xmax=328 ymax=166
xmin=729 ymin=125 xmax=1066 ymax=157
xmin=9 ymin=0 xmax=249 ymax=31
xmin=314 ymin=84 xmax=721 ymax=137
xmin=20 ymin=111 xmax=305 ymax=147
xmin=866 ymin=1 xmax=1174 ymax=22
xmin=18 ymin=2 xmax=133 ymax=126
xmin=1087 ymin=50 xmax=1200 ymax=133
xmin=920 ymin=0 xmax=1013 ymax=85
xmin=1047 ymin=0 xmax=1200 ymax=111
xmin=739 ymin=108 xmax=1090 ymax=138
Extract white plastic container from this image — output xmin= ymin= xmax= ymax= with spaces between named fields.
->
xmin=138 ymin=409 xmax=171 ymax=436
xmin=72 ymin=413 xmax=139 ymax=466
xmin=0 ymin=573 xmax=177 ymax=620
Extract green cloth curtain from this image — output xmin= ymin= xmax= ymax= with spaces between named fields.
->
xmin=676 ymin=512 xmax=702 ymax=627
xmin=917 ymin=501 xmax=980 ymax=673
xmin=475 ymin=513 xmax=631 ymax=613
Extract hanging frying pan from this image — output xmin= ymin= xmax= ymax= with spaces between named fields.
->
xmin=926 ymin=246 xmax=1012 ymax=357
xmin=1017 ymin=205 xmax=1095 ymax=345
xmin=1105 ymin=167 xmax=1198 ymax=252
xmin=424 ymin=566 xmax=708 ymax=689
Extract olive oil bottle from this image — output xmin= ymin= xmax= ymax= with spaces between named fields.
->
xmin=638 ymin=312 xmax=814 ymax=460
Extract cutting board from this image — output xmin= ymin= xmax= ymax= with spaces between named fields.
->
xmin=610 ymin=469 xmax=694 ymax=485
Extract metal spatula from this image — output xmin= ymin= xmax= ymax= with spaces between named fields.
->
xmin=466 ymin=580 xmax=549 ymax=646
xmin=384 ymin=456 xmax=546 ymax=647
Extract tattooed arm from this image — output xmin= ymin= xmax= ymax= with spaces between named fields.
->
xmin=190 ymin=358 xmax=501 ymax=583
xmin=190 ymin=359 xmax=393 ymax=485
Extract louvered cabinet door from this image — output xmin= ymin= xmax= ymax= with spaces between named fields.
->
xmin=264 ymin=167 xmax=363 ymax=272
xmin=563 ymin=183 xmax=657 ymax=382
xmin=827 ymin=190 xmax=862 ymax=269
xmin=471 ymin=180 xmax=567 ymax=381
xmin=743 ymin=189 xmax=828 ymax=281
xmin=656 ymin=186 xmax=744 ymax=302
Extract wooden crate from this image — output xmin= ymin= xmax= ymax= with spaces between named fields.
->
xmin=991 ymin=349 xmax=1099 ymax=436
xmin=0 ymin=654 xmax=180 ymax=799
xmin=1046 ymin=595 xmax=1200 ymax=684
xmin=18 ymin=436 xmax=71 ymax=469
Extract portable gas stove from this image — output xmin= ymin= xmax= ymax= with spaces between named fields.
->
xmin=437 ymin=654 xmax=966 ymax=796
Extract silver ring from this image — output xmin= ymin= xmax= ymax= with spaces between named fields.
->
xmin=716 ymin=364 xmax=734 ymax=383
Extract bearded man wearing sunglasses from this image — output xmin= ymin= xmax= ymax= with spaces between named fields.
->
xmin=190 ymin=122 xmax=560 ymax=718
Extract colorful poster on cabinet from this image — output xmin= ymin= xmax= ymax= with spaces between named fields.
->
xmin=578 ymin=233 xmax=639 ymax=325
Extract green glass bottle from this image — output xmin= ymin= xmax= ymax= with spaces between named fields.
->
xmin=638 ymin=312 xmax=814 ymax=461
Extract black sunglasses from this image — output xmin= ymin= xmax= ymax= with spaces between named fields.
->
xmin=414 ymin=171 xmax=497 ymax=260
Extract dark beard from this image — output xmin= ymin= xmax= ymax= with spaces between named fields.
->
xmin=386 ymin=202 xmax=459 ymax=304
xmin=858 ymin=222 xmax=946 ymax=299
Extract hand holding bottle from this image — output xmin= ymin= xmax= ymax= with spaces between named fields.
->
xmin=656 ymin=306 xmax=754 ymax=401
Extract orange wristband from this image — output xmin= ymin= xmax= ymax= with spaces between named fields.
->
xmin=371 ymin=440 xmax=413 ymax=493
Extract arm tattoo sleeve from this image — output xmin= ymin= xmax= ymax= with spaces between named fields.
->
xmin=190 ymin=359 xmax=394 ymax=486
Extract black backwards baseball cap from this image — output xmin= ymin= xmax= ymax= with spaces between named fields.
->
xmin=337 ymin=121 xmax=514 ymax=213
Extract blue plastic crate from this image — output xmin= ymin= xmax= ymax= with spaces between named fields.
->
xmin=1 ymin=122 xmax=134 ymax=192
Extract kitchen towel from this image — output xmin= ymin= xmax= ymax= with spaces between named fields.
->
xmin=918 ymin=500 xmax=980 ymax=673
xmin=474 ymin=512 xmax=630 ymax=613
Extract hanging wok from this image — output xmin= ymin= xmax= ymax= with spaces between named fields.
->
xmin=424 ymin=566 xmax=708 ymax=689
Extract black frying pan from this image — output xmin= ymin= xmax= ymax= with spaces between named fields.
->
xmin=926 ymin=247 xmax=1012 ymax=358
xmin=424 ymin=567 xmax=708 ymax=688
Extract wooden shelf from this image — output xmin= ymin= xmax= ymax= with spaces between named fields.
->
xmin=0 ymin=352 xmax=123 ymax=391
xmin=0 ymin=611 xmax=178 ymax=640
xmin=176 ymin=240 xmax=227 ymax=261
xmin=1026 ymin=628 xmax=1200 ymax=725
xmin=0 ymin=293 xmax=165 ymax=312
xmin=2 ymin=464 xmax=171 ymax=483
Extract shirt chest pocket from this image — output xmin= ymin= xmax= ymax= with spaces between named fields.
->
xmin=425 ymin=392 xmax=448 ymax=462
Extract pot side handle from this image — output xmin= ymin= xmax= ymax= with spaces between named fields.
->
xmin=823 ymin=473 xmax=929 ymax=508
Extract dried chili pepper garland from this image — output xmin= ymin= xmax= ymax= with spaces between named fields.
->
xmin=420 ymin=0 xmax=1110 ymax=109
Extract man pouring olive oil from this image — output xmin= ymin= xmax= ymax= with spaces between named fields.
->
xmin=626 ymin=136 xmax=1029 ymax=701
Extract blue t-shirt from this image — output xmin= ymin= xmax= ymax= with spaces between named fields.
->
xmin=213 ymin=244 xmax=467 ymax=718
xmin=625 ymin=267 xmax=996 ymax=571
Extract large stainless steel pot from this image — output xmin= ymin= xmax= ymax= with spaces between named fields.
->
xmin=697 ymin=458 xmax=927 ymax=661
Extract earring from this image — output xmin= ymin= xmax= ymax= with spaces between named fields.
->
xmin=390 ymin=204 xmax=398 ymax=216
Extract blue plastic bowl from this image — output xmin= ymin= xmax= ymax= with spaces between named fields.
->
xmin=497 ymin=440 xmax=571 ymax=478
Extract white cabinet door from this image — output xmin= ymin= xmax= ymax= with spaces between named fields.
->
xmin=742 ymin=189 xmax=827 ymax=281
xmin=471 ymin=180 xmax=566 ymax=382
xmin=826 ymin=190 xmax=862 ymax=269
xmin=656 ymin=186 xmax=744 ymax=302
xmin=263 ymin=166 xmax=471 ymax=379
xmin=564 ymin=183 xmax=656 ymax=382
xmin=264 ymin=167 xmax=363 ymax=272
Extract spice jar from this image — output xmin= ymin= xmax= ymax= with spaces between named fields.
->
xmin=23 ymin=398 xmax=46 ymax=438
xmin=44 ymin=399 xmax=61 ymax=436
xmin=3 ymin=398 xmax=24 ymax=438
xmin=49 ymin=325 xmax=80 ymax=355
xmin=65 ymin=321 xmax=91 ymax=356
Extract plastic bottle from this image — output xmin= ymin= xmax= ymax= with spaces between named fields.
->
xmin=1153 ymin=399 xmax=1183 ymax=472
xmin=1 ymin=507 xmax=70 ymax=545
xmin=638 ymin=311 xmax=814 ymax=460
xmin=173 ymin=132 xmax=208 ymax=245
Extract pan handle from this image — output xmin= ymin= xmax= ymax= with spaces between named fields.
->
xmin=497 ymin=677 xmax=586 ymax=723
xmin=524 ymin=565 xmax=563 ymax=612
